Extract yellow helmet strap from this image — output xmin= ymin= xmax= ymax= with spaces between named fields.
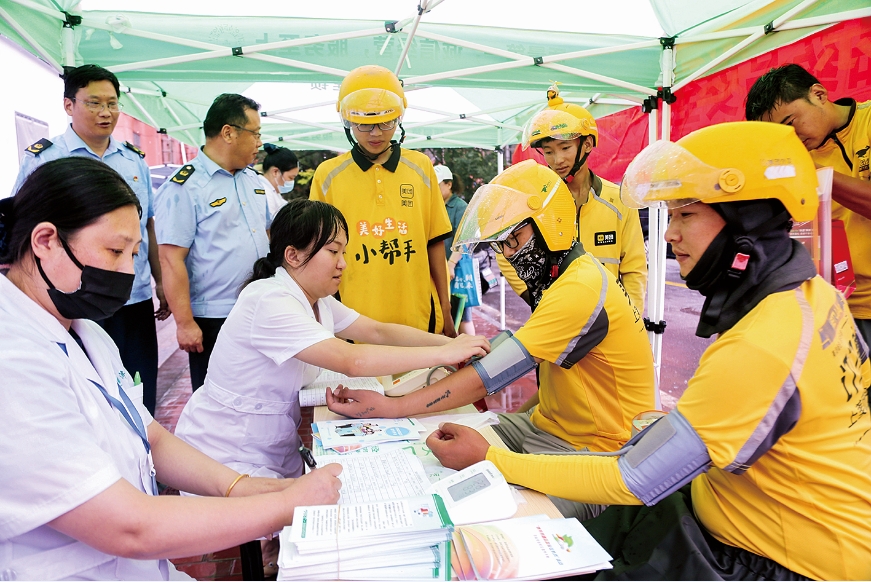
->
xmin=343 ymin=123 xmax=406 ymax=160
xmin=561 ymin=137 xmax=592 ymax=185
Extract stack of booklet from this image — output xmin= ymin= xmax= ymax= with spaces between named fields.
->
xmin=277 ymin=494 xmax=454 ymax=580
xmin=452 ymin=515 xmax=612 ymax=580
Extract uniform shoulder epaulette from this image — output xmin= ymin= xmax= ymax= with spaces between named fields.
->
xmin=124 ymin=141 xmax=146 ymax=158
xmin=24 ymin=138 xmax=53 ymax=156
xmin=170 ymin=164 xmax=195 ymax=185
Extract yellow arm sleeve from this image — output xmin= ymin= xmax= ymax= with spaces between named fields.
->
xmin=496 ymin=252 xmax=527 ymax=298
xmin=487 ymin=446 xmax=641 ymax=507
xmin=618 ymin=208 xmax=648 ymax=314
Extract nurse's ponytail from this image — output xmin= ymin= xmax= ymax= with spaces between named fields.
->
xmin=2 ymin=158 xmax=140 ymax=265
xmin=244 ymin=199 xmax=348 ymax=288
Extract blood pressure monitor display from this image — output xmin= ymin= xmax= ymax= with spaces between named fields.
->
xmin=446 ymin=472 xmax=490 ymax=502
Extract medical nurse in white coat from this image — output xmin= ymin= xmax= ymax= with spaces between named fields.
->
xmin=175 ymin=198 xmax=490 ymax=479
xmin=0 ymin=158 xmax=341 ymax=581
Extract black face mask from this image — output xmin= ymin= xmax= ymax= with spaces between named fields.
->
xmin=35 ymin=237 xmax=134 ymax=321
xmin=505 ymin=231 xmax=548 ymax=285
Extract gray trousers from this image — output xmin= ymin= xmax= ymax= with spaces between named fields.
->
xmin=855 ymin=318 xmax=871 ymax=348
xmin=492 ymin=410 xmax=607 ymax=521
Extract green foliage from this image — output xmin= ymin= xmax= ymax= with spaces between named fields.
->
xmin=429 ymin=148 xmax=500 ymax=201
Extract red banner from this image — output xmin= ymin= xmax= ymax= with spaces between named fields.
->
xmin=514 ymin=17 xmax=871 ymax=184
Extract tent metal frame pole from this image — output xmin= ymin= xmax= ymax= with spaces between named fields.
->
xmin=407 ymin=30 xmax=657 ymax=97
xmin=675 ymin=7 xmax=870 ymax=45
xmin=264 ymin=100 xmax=337 ymax=117
xmin=403 ymin=124 xmax=502 ymax=144
xmin=673 ymin=0 xmax=823 ymax=91
xmin=124 ymin=91 xmax=162 ymax=131
xmin=649 ymin=40 xmax=676 ymax=407
xmin=0 ymin=5 xmax=63 ymax=72
xmin=408 ymin=104 xmax=523 ymax=132
xmin=6 ymin=0 xmax=64 ymax=20
xmin=542 ymin=63 xmax=657 ymax=96
xmin=394 ymin=0 xmax=426 ymax=76
xmin=160 ymin=97 xmax=200 ymax=148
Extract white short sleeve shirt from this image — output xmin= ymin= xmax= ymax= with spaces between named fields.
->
xmin=175 ymin=267 xmax=359 ymax=478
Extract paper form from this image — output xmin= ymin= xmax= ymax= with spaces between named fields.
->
xmin=314 ymin=449 xmax=431 ymax=504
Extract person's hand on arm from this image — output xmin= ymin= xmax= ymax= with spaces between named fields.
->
xmin=428 ymin=241 xmax=457 ymax=338
xmin=147 ymin=218 xmax=170 ymax=321
xmin=426 ymin=422 xmax=491 ymax=470
xmin=326 ymin=364 xmax=486 ymax=418
xmin=158 ymin=243 xmax=202 ymax=353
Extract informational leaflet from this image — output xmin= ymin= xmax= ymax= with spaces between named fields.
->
xmin=299 ymin=370 xmax=384 ymax=407
xmin=313 ymin=449 xmax=431 ymax=504
xmin=457 ymin=517 xmax=612 ymax=580
xmin=315 ymin=418 xmax=425 ymax=450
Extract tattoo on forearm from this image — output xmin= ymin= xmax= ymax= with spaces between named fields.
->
xmin=353 ymin=407 xmax=375 ymax=418
xmin=425 ymin=390 xmax=451 ymax=408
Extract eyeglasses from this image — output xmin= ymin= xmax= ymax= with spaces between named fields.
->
xmin=72 ymin=98 xmax=123 ymax=113
xmin=230 ymin=124 xmax=262 ymax=139
xmin=352 ymin=119 xmax=398 ymax=133
xmin=489 ymin=231 xmax=525 ymax=254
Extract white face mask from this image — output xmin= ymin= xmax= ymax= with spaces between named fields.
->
xmin=279 ymin=180 xmax=294 ymax=194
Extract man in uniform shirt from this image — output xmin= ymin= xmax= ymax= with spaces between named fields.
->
xmin=501 ymin=84 xmax=647 ymax=312
xmin=327 ymin=160 xmax=655 ymax=520
xmin=746 ymin=64 xmax=871 ymax=343
xmin=154 ymin=94 xmax=270 ymax=391
xmin=310 ymin=65 xmax=456 ymax=336
xmin=12 ymin=64 xmax=167 ymax=415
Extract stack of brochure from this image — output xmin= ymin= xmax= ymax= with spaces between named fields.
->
xmin=313 ymin=418 xmax=426 ymax=454
xmin=278 ymin=494 xmax=453 ymax=580
xmin=452 ymin=515 xmax=612 ymax=580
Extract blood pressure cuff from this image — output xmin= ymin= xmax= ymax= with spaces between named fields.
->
xmin=617 ymin=410 xmax=712 ymax=506
xmin=471 ymin=334 xmax=536 ymax=396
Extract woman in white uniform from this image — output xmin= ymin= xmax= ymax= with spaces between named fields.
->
xmin=175 ymin=198 xmax=490 ymax=480
xmin=0 ymin=158 xmax=341 ymax=581
xmin=259 ymin=143 xmax=299 ymax=216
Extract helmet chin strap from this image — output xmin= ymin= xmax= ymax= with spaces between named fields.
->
xmin=343 ymin=122 xmax=406 ymax=161
xmin=563 ymin=144 xmax=591 ymax=185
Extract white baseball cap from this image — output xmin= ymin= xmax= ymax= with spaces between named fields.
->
xmin=433 ymin=164 xmax=453 ymax=183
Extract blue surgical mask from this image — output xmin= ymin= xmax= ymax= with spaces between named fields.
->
xmin=279 ymin=180 xmax=294 ymax=195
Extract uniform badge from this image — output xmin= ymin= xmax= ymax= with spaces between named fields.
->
xmin=400 ymin=184 xmax=414 ymax=199
xmin=25 ymin=138 xmax=53 ymax=156
xmin=170 ymin=164 xmax=195 ymax=184
xmin=595 ymin=231 xmax=616 ymax=246
xmin=254 ymin=188 xmax=266 ymax=195
xmin=124 ymin=141 xmax=146 ymax=158
xmin=210 ymin=197 xmax=227 ymax=207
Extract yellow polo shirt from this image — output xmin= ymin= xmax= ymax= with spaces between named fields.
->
xmin=489 ymin=276 xmax=871 ymax=580
xmin=514 ymin=252 xmax=654 ymax=452
xmin=811 ymin=98 xmax=871 ymax=318
xmin=498 ymin=173 xmax=648 ymax=312
xmin=310 ymin=147 xmax=452 ymax=332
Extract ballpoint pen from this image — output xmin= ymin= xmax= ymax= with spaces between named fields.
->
xmin=299 ymin=445 xmax=318 ymax=470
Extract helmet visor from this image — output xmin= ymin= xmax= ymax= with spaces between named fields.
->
xmin=340 ymin=88 xmax=405 ymax=125
xmin=521 ymin=109 xmax=586 ymax=150
xmin=620 ymin=140 xmax=734 ymax=211
xmin=452 ymin=182 xmax=559 ymax=252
